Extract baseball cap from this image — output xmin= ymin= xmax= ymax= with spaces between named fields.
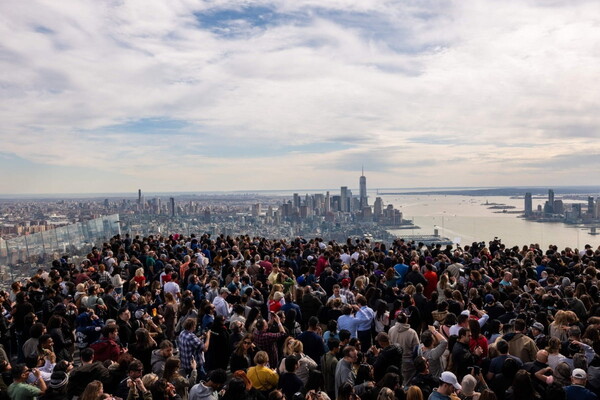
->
xmin=220 ymin=287 xmax=231 ymax=295
xmin=440 ymin=371 xmax=462 ymax=390
xmin=485 ymin=294 xmax=495 ymax=304
xmin=341 ymin=278 xmax=350 ymax=287
xmin=572 ymin=368 xmax=587 ymax=379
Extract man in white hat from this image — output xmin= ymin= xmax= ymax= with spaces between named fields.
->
xmin=428 ymin=371 xmax=461 ymax=400
xmin=565 ymin=368 xmax=598 ymax=400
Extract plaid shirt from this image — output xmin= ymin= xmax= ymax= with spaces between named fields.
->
xmin=253 ymin=330 xmax=286 ymax=367
xmin=178 ymin=329 xmax=205 ymax=370
xmin=340 ymin=288 xmax=356 ymax=305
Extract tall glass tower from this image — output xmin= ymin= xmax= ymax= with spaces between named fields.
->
xmin=359 ymin=167 xmax=368 ymax=208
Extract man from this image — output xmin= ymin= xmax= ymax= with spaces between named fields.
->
xmin=409 ymin=356 xmax=439 ymax=400
xmin=451 ymin=328 xmax=482 ymax=381
xmin=339 ymin=279 xmax=356 ymax=305
xmin=89 ymin=324 xmax=123 ymax=362
xmin=393 ymin=257 xmax=410 ymax=287
xmin=7 ymin=364 xmax=46 ymax=400
xmin=565 ymin=368 xmax=598 ymax=400
xmin=67 ymin=348 xmax=111 ymax=398
xmin=115 ymin=360 xmax=146 ymax=400
xmin=530 ymin=322 xmax=548 ymax=350
xmin=164 ymin=272 xmax=181 ymax=300
xmin=338 ymin=305 xmax=359 ymax=338
xmin=486 ymin=339 xmax=522 ymax=381
xmin=388 ymin=313 xmax=419 ymax=386
xmin=416 ymin=326 xmax=448 ymax=379
xmin=189 ymin=369 xmax=228 ymax=400
xmin=334 ymin=346 xmax=372 ymax=399
xmin=212 ymin=288 xmax=232 ymax=320
xmin=178 ymin=318 xmax=210 ymax=379
xmin=483 ymin=294 xmax=505 ymax=321
xmin=428 ymin=371 xmax=461 ymax=400
xmin=371 ymin=332 xmax=402 ymax=382
xmin=151 ymin=340 xmax=174 ymax=377
xmin=354 ymin=295 xmax=375 ymax=353
xmin=449 ymin=307 xmax=489 ymax=337
xmin=321 ymin=338 xmax=340 ymax=399
xmin=297 ymin=316 xmax=326 ymax=368
xmin=117 ymin=307 xmax=138 ymax=348
xmin=278 ymin=356 xmax=304 ymax=400
xmin=505 ymin=318 xmax=538 ymax=363
xmin=523 ymin=350 xmax=550 ymax=395
xmin=253 ymin=315 xmax=286 ymax=367
xmin=328 ymin=285 xmax=348 ymax=304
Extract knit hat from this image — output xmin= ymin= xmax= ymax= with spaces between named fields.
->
xmin=49 ymin=371 xmax=69 ymax=389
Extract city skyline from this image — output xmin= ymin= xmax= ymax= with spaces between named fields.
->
xmin=2 ymin=1 xmax=600 ymax=194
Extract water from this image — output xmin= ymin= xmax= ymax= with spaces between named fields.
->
xmin=380 ymin=194 xmax=597 ymax=250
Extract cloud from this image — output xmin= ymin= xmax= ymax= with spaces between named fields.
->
xmin=1 ymin=0 xmax=600 ymax=192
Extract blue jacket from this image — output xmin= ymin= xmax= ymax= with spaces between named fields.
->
xmin=565 ymin=385 xmax=598 ymax=400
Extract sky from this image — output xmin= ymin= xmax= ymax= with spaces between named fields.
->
xmin=1 ymin=0 xmax=600 ymax=194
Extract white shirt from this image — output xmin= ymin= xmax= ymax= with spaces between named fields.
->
xmin=213 ymin=296 xmax=231 ymax=319
xmin=164 ymin=281 xmax=181 ymax=298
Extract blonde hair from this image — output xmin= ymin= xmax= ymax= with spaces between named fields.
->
xmin=135 ymin=267 xmax=144 ymax=277
xmin=254 ymin=350 xmax=269 ymax=364
xmin=378 ymin=387 xmax=397 ymax=400
xmin=406 ymin=386 xmax=423 ymax=400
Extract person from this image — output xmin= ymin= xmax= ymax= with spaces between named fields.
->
xmin=371 ymin=332 xmax=402 ymax=383
xmin=130 ymin=327 xmax=157 ymax=373
xmin=297 ymin=317 xmax=325 ymax=369
xmin=178 ymin=318 xmax=210 ymax=379
xmin=163 ymin=356 xmax=197 ymax=400
xmin=278 ymin=356 xmax=304 ymax=400
xmin=388 ymin=313 xmax=419 ymax=386
xmin=565 ymin=368 xmax=598 ymax=400
xmin=334 ymin=345 xmax=373 ymax=399
xmin=416 ymin=326 xmax=448 ymax=379
xmin=406 ymin=386 xmax=424 ymax=400
xmin=253 ymin=316 xmax=286 ymax=368
xmin=277 ymin=339 xmax=317 ymax=384
xmin=428 ymin=371 xmax=461 ymax=400
xmin=67 ymin=348 xmax=111 ymax=398
xmin=213 ymin=288 xmax=232 ymax=320
xmin=321 ymin=338 xmax=340 ymax=399
xmin=452 ymin=328 xmax=482 ymax=381
xmin=151 ymin=339 xmax=175 ymax=377
xmin=115 ymin=360 xmax=146 ymax=400
xmin=505 ymin=319 xmax=538 ymax=363
xmin=7 ymin=363 xmax=47 ymax=400
xmin=409 ymin=356 xmax=439 ymax=400
xmin=247 ymin=351 xmax=279 ymax=394
xmin=79 ymin=380 xmax=104 ymax=400
xmin=354 ymin=296 xmax=375 ymax=353
xmin=230 ymin=334 xmax=257 ymax=373
xmin=89 ymin=324 xmax=123 ymax=362
xmin=189 ymin=369 xmax=227 ymax=400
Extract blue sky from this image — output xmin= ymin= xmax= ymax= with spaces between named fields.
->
xmin=0 ymin=0 xmax=599 ymax=194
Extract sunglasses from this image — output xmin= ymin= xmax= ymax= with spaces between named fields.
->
xmin=243 ymin=341 xmax=252 ymax=345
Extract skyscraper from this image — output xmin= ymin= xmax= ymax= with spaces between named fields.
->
xmin=340 ymin=186 xmax=348 ymax=212
xmin=524 ymin=193 xmax=532 ymax=216
xmin=548 ymin=189 xmax=555 ymax=214
xmin=588 ymin=196 xmax=594 ymax=215
xmin=169 ymin=197 xmax=175 ymax=216
xmin=138 ymin=189 xmax=142 ymax=204
xmin=359 ymin=167 xmax=368 ymax=209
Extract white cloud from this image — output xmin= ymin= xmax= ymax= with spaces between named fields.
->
xmin=0 ymin=0 xmax=599 ymax=193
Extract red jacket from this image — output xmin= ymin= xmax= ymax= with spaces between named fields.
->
xmin=90 ymin=338 xmax=121 ymax=362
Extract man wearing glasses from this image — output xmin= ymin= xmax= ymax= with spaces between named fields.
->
xmin=7 ymin=364 xmax=46 ymax=400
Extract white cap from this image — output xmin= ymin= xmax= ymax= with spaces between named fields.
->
xmin=572 ymin=368 xmax=587 ymax=380
xmin=440 ymin=371 xmax=462 ymax=390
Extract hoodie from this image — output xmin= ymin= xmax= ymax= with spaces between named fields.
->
xmin=189 ymin=382 xmax=218 ymax=400
xmin=151 ymin=348 xmax=169 ymax=376
xmin=388 ymin=323 xmax=419 ymax=362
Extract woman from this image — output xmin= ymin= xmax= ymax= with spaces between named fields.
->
xmin=505 ymin=370 xmax=540 ymax=400
xmin=175 ymin=297 xmax=198 ymax=335
xmin=132 ymin=267 xmax=147 ymax=288
xmin=277 ymin=339 xmax=317 ymax=385
xmin=436 ymin=274 xmax=455 ymax=304
xmin=549 ymin=311 xmax=574 ymax=342
xmin=130 ymin=328 xmax=157 ymax=373
xmin=163 ymin=356 xmax=197 ymax=400
xmin=247 ymin=351 xmax=279 ymax=394
xmin=546 ymin=337 xmax=568 ymax=369
xmin=459 ymin=375 xmax=480 ymax=400
xmin=79 ymin=380 xmax=104 ymax=400
xmin=230 ymin=334 xmax=257 ymax=372
xmin=375 ymin=301 xmax=390 ymax=334
xmin=405 ymin=386 xmax=422 ymax=400
xmin=163 ymin=292 xmax=178 ymax=340
xmin=468 ymin=319 xmax=488 ymax=359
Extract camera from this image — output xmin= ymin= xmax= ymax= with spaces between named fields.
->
xmin=471 ymin=366 xmax=480 ymax=375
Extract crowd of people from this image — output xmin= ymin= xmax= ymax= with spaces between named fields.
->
xmin=0 ymin=233 xmax=600 ymax=400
